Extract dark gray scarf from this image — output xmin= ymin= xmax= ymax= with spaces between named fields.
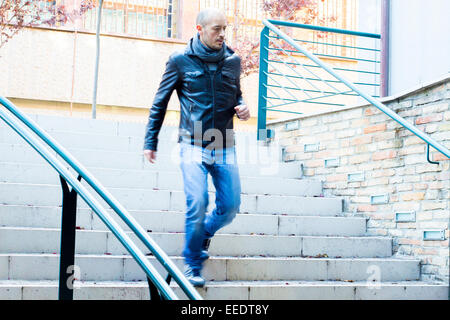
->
xmin=191 ymin=33 xmax=226 ymax=63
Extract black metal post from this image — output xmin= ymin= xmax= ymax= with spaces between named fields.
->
xmin=58 ymin=174 xmax=82 ymax=300
xmin=147 ymin=277 xmax=162 ymax=301
xmin=147 ymin=273 xmax=172 ymax=300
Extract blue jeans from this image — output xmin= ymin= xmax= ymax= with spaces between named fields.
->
xmin=179 ymin=142 xmax=241 ymax=271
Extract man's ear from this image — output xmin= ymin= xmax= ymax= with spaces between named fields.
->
xmin=196 ymin=24 xmax=202 ymax=32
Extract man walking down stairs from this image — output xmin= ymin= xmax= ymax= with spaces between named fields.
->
xmin=143 ymin=8 xmax=252 ymax=288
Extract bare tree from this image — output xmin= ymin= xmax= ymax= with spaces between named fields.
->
xmin=230 ymin=0 xmax=335 ymax=77
xmin=0 ymin=0 xmax=94 ymax=49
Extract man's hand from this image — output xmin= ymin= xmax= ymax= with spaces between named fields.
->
xmin=144 ymin=149 xmax=157 ymax=163
xmin=234 ymin=104 xmax=250 ymax=121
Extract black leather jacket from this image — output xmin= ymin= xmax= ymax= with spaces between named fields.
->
xmin=143 ymin=40 xmax=243 ymax=151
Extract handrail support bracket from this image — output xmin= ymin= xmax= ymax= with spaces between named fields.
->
xmin=427 ymin=144 xmax=440 ymax=165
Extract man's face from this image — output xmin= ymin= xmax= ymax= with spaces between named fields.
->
xmin=197 ymin=14 xmax=227 ymax=50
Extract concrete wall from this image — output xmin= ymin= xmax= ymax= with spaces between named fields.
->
xmin=0 ymin=27 xmax=186 ymax=111
xmin=267 ymin=75 xmax=450 ymax=282
xmin=357 ymin=0 xmax=381 ymax=99
xmin=388 ymin=0 xmax=450 ymax=95
xmin=357 ymin=0 xmax=450 ymax=97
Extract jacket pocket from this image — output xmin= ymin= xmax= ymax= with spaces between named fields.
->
xmin=220 ymin=70 xmax=237 ymax=93
xmin=185 ymin=70 xmax=205 ymax=92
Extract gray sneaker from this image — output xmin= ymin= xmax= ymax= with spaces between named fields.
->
xmin=184 ymin=265 xmax=205 ymax=288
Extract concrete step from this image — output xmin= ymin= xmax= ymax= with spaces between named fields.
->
xmin=0 ymin=113 xmax=262 ymax=158
xmin=0 ymin=142 xmax=303 ymax=178
xmin=0 ymin=126 xmax=276 ymax=161
xmin=0 ymin=227 xmax=393 ymax=258
xmin=0 ymin=113 xmax=258 ymax=140
xmin=0 ymin=205 xmax=367 ymax=237
xmin=0 ymin=127 xmax=143 ymax=153
xmin=0 ymin=113 xmax=166 ymax=139
xmin=0 ymin=254 xmax=420 ymax=282
xmin=0 ymin=279 xmax=447 ymax=300
xmin=0 ymin=161 xmax=319 ymax=196
xmin=0 ymin=182 xmax=342 ymax=216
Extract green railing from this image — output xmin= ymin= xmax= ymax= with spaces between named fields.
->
xmin=0 ymin=96 xmax=203 ymax=300
xmin=257 ymin=19 xmax=450 ymax=162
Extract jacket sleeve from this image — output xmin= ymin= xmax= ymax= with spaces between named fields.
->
xmin=236 ymin=57 xmax=245 ymax=107
xmin=143 ymin=55 xmax=180 ymax=151
xmin=234 ymin=57 xmax=245 ymax=119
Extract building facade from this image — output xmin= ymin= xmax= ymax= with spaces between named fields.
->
xmin=1 ymin=0 xmax=362 ymax=125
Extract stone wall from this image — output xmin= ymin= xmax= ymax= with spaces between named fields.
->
xmin=267 ymin=75 xmax=450 ymax=282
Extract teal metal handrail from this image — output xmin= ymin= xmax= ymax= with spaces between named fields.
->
xmin=0 ymin=96 xmax=203 ymax=300
xmin=265 ymin=20 xmax=382 ymax=39
xmin=258 ymin=19 xmax=450 ymax=162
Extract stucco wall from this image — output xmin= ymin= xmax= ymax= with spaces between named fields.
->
xmin=0 ymin=27 xmax=186 ymax=111
xmin=388 ymin=0 xmax=450 ymax=95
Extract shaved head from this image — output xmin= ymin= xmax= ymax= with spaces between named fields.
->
xmin=196 ymin=8 xmax=226 ymax=27
xmin=195 ymin=8 xmax=227 ymax=50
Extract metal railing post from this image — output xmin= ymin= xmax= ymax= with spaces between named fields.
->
xmin=58 ymin=175 xmax=82 ymax=300
xmin=92 ymin=0 xmax=104 ymax=119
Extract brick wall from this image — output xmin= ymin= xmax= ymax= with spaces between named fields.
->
xmin=267 ymin=76 xmax=450 ymax=282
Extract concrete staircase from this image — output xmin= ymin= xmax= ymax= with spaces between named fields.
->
xmin=0 ymin=113 xmax=447 ymax=300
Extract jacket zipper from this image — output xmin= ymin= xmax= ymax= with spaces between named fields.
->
xmin=203 ymin=61 xmax=224 ymax=141
xmin=211 ymin=70 xmax=216 ymax=131
xmin=210 ymin=63 xmax=224 ymax=130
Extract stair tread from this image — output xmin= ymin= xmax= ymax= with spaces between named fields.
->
xmin=0 ymin=226 xmax=390 ymax=240
xmin=0 ymin=279 xmax=446 ymax=287
xmin=0 ymin=141 xmax=282 ymax=157
xmin=0 ymin=181 xmax=329 ymax=198
xmin=0 ymin=161 xmax=306 ymax=181
xmin=0 ymin=203 xmax=361 ymax=218
xmin=0 ymin=252 xmax=419 ymax=261
xmin=0 ymin=129 xmax=256 ymax=143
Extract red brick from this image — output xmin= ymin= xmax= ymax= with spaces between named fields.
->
xmin=305 ymin=159 xmax=323 ymax=168
xmin=413 ymin=248 xmax=438 ymax=255
xmin=423 ymin=240 xmax=449 ymax=247
xmin=398 ymin=238 xmax=423 ymax=245
xmin=357 ymin=205 xmax=378 ymax=212
xmin=314 ymin=150 xmax=333 ymax=159
xmin=364 ymin=107 xmax=381 ymax=116
xmin=415 ymin=114 xmax=443 ymax=125
xmin=349 ymin=154 xmax=371 ymax=164
xmin=432 ymin=153 xmax=450 ymax=161
xmin=401 ymin=192 xmax=425 ymax=201
xmin=326 ymin=174 xmax=347 ymax=182
xmin=351 ymin=135 xmax=372 ymax=146
xmin=364 ymin=123 xmax=387 ymax=134
xmin=414 ymin=183 xmax=428 ymax=190
xmin=372 ymin=150 xmax=397 ymax=161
